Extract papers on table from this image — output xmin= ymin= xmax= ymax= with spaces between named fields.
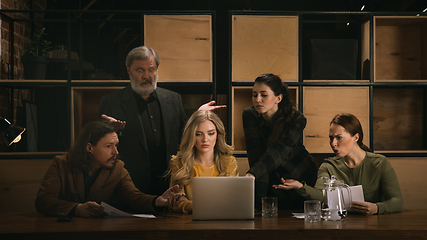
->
xmin=101 ymin=202 xmax=156 ymax=218
xmin=292 ymin=212 xmax=305 ymax=219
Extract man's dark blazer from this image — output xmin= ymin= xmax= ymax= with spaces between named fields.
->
xmin=99 ymin=84 xmax=187 ymax=194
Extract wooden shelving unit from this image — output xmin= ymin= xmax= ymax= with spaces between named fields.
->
xmin=0 ymin=10 xmax=216 ymax=157
xmin=229 ymin=11 xmax=427 ymax=156
xmin=1 ymin=10 xmax=427 ymax=157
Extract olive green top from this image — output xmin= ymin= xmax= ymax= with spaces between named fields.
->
xmin=296 ymin=152 xmax=403 ymax=214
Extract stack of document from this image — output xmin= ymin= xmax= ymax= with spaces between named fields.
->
xmin=101 ymin=202 xmax=156 ymax=218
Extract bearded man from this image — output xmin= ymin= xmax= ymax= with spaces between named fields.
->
xmin=36 ymin=120 xmax=184 ymax=217
xmin=99 ymin=46 xmax=224 ymax=197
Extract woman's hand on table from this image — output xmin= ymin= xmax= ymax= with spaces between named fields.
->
xmin=351 ymin=201 xmax=378 ymax=215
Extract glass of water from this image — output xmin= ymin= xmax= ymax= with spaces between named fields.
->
xmin=304 ymin=200 xmax=321 ymax=222
xmin=262 ymin=197 xmax=278 ymax=217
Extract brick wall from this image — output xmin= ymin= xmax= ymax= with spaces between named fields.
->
xmin=0 ymin=0 xmax=46 ymax=151
xmin=1 ymin=0 xmax=47 ymax=79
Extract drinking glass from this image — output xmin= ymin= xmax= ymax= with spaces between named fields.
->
xmin=262 ymin=197 xmax=278 ymax=217
xmin=304 ymin=200 xmax=321 ymax=222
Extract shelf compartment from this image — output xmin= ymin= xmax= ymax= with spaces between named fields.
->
xmin=373 ymin=87 xmax=426 ymax=151
xmin=301 ymin=13 xmax=369 ymax=81
xmin=72 ymin=87 xmax=122 ymax=141
xmin=374 ymin=16 xmax=427 ymax=82
xmin=231 ymin=86 xmax=298 ymax=153
xmin=232 ymin=15 xmax=298 ymax=82
xmin=303 ymin=86 xmax=369 ymax=153
xmin=0 ymin=87 xmax=68 ymax=152
xmin=44 ymin=13 xmax=144 ymax=81
xmin=144 ymin=15 xmax=212 ymax=82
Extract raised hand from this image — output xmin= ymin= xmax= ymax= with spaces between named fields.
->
xmin=198 ymin=101 xmax=227 ymax=111
xmin=101 ymin=114 xmax=126 ymax=130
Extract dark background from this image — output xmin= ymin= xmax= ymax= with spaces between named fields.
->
xmin=39 ymin=0 xmax=427 ymax=93
xmin=4 ymin=0 xmax=427 ymax=152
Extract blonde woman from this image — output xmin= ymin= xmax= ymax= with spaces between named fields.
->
xmin=167 ymin=110 xmax=239 ymax=213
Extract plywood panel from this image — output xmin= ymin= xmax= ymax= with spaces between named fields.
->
xmin=373 ymin=88 xmax=424 ymax=151
xmin=374 ymin=17 xmax=427 ymax=81
xmin=236 ymin=157 xmax=250 ymax=176
xmin=145 ymin=15 xmax=212 ymax=82
xmin=388 ymin=157 xmax=427 ymax=209
xmin=375 ymin=25 xmax=421 ymax=80
xmin=215 ymin=94 xmax=229 ymax=133
xmin=232 ymin=15 xmax=298 ymax=82
xmin=361 ymin=20 xmax=370 ymax=80
xmin=232 ymin=86 xmax=298 ymax=152
xmin=304 ymin=87 xmax=369 ymax=153
xmin=0 ymin=159 xmax=52 ymax=212
xmin=232 ymin=87 xmax=253 ymax=152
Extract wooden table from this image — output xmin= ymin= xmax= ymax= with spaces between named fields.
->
xmin=1 ymin=209 xmax=427 ymax=239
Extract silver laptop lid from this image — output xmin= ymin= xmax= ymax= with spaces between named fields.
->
xmin=192 ymin=177 xmax=254 ymax=220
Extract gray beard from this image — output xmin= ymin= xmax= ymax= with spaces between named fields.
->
xmin=130 ymin=74 xmax=158 ymax=96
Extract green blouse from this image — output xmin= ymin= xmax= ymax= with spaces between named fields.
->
xmin=296 ymin=152 xmax=403 ymax=214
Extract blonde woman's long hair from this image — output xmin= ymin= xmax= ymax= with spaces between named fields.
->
xmin=167 ymin=110 xmax=233 ymax=186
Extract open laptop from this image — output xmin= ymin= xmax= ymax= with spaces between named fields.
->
xmin=192 ymin=177 xmax=254 ymax=220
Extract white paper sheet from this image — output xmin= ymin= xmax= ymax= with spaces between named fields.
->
xmin=324 ymin=185 xmax=365 ymax=211
xmin=344 ymin=185 xmax=365 ymax=210
xmin=101 ymin=202 xmax=156 ymax=218
xmin=292 ymin=212 xmax=305 ymax=219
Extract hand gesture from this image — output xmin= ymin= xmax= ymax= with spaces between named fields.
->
xmin=198 ymin=101 xmax=226 ymax=111
xmin=176 ymin=195 xmax=189 ymax=203
xmin=74 ymin=201 xmax=106 ymax=218
xmin=272 ymin=178 xmax=303 ymax=190
xmin=350 ymin=201 xmax=378 ymax=215
xmin=155 ymin=185 xmax=186 ymax=208
xmin=101 ymin=114 xmax=126 ymax=130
